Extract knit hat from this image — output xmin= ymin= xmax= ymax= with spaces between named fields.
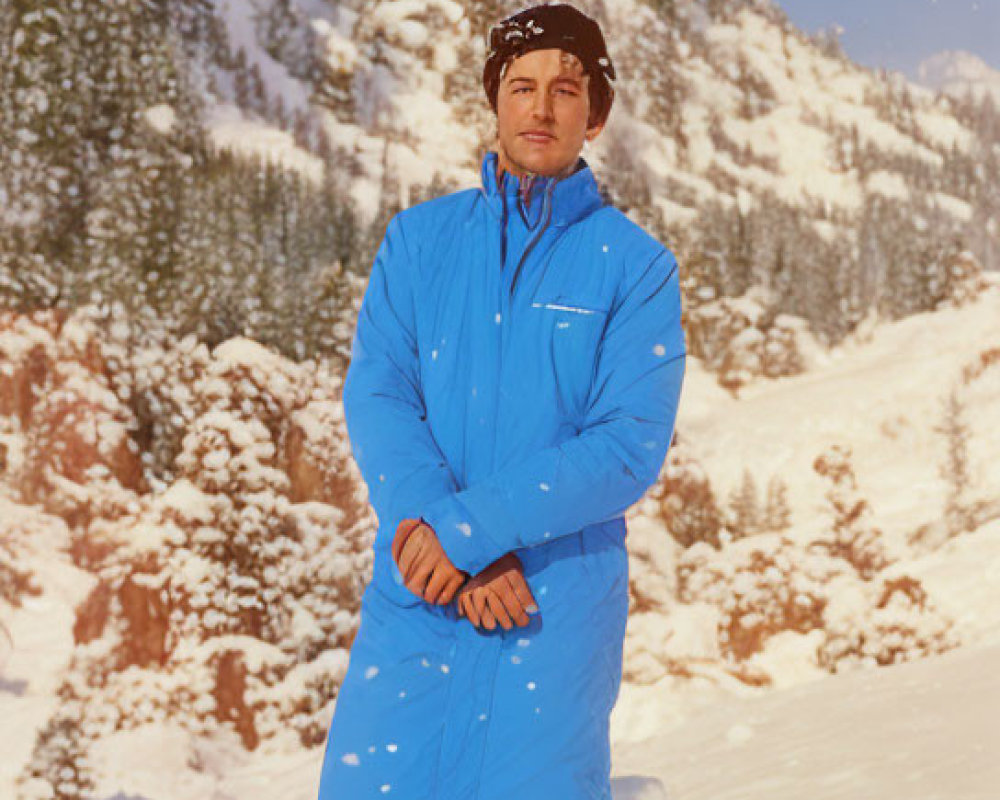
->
xmin=483 ymin=3 xmax=616 ymax=126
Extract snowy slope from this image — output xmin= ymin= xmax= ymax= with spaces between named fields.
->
xmin=195 ymin=0 xmax=989 ymax=236
xmin=612 ymin=634 xmax=1000 ymax=800
xmin=4 ymin=282 xmax=1000 ymax=798
xmin=677 ymin=281 xmax=1000 ymax=549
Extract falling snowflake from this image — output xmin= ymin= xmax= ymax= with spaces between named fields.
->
xmin=495 ymin=312 xmax=502 ymax=324
xmin=511 ymin=654 xmax=522 ymax=664
xmin=517 ymin=638 xmax=530 ymax=647
xmin=456 ymin=522 xmax=473 ymax=537
xmin=365 ymin=666 xmax=379 ymax=680
xmin=539 ymin=482 xmax=550 ymax=491
xmin=342 ymin=753 xmax=360 ymax=766
xmin=440 ymin=663 xmax=450 ymax=674
xmin=527 ymin=681 xmax=537 ymax=690
xmin=387 ymin=743 xmax=398 ymax=753
xmin=653 ymin=343 xmax=666 ymax=356
xmin=381 ymin=784 xmax=391 ymax=793
xmin=431 ymin=349 xmax=439 ymax=360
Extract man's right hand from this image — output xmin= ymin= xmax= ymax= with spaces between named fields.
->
xmin=393 ymin=517 xmax=467 ymax=605
xmin=455 ymin=552 xmax=538 ymax=631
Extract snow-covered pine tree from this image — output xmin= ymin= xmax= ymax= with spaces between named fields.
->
xmin=809 ymin=444 xmax=890 ymax=580
xmin=761 ymin=474 xmax=791 ymax=532
xmin=727 ymin=467 xmax=761 ymax=539
xmin=937 ymin=387 xmax=975 ymax=537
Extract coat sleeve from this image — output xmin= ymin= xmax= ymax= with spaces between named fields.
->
xmin=342 ymin=211 xmax=461 ymax=556
xmin=419 ymin=248 xmax=687 ymax=576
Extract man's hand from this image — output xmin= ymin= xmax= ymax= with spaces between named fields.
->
xmin=456 ymin=552 xmax=538 ymax=631
xmin=392 ymin=518 xmax=467 ymax=605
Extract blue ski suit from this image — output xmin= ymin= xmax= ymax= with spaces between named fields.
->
xmin=317 ymin=149 xmax=686 ymax=799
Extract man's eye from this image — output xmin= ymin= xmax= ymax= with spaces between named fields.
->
xmin=557 ymin=89 xmax=576 ymax=95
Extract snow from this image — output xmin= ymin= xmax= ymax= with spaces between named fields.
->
xmin=612 ymin=639 xmax=1000 ymax=799
xmin=866 ymin=169 xmax=910 ymax=201
xmin=3 ymin=286 xmax=999 ymax=796
xmin=143 ymin=104 xmax=178 ymax=135
xmin=205 ymin=103 xmax=324 ymax=181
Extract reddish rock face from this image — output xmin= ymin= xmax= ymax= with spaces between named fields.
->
xmin=2 ymin=308 xmax=146 ymax=527
xmin=214 ymin=649 xmax=259 ymax=751
xmin=0 ymin=345 xmax=50 ymax=428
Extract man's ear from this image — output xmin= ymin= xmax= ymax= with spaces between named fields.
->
xmin=585 ymin=118 xmax=606 ymax=142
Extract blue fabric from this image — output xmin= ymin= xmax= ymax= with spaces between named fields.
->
xmin=318 ymin=150 xmax=686 ymax=799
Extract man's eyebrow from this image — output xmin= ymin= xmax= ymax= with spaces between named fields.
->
xmin=508 ymin=75 xmax=583 ymax=85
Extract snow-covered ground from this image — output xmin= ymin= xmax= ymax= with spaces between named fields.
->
xmin=612 ymin=631 xmax=1000 ymax=800
xmin=2 ymin=284 xmax=999 ymax=798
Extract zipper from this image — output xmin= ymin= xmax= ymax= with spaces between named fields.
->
xmin=492 ymin=174 xmax=556 ymax=476
xmin=507 ymin=180 xmax=556 ymax=301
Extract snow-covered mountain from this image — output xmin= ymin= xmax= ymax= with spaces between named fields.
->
xmin=198 ymin=0 xmax=1000 ymax=376
xmin=917 ymin=49 xmax=1000 ymax=105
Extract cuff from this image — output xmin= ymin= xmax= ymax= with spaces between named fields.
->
xmin=419 ymin=492 xmax=508 ymax=576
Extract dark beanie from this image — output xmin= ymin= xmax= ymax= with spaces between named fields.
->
xmin=483 ymin=3 xmax=616 ymax=125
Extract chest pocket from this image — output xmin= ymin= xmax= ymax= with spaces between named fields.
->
xmin=530 ymin=289 xmax=611 ymax=423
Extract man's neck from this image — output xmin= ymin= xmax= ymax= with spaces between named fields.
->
xmin=495 ymin=152 xmax=579 ymax=211
xmin=496 ymin=156 xmax=578 ymax=184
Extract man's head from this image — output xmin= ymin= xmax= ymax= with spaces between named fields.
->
xmin=483 ymin=3 xmax=616 ymax=178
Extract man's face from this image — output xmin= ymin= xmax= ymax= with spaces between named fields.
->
xmin=495 ymin=47 xmax=606 ymax=179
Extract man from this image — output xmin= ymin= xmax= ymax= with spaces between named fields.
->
xmin=318 ymin=4 xmax=686 ymax=799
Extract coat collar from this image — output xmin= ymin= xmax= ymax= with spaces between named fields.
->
xmin=478 ymin=149 xmax=605 ymax=228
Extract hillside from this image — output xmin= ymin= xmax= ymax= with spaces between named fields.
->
xmin=2 ymin=282 xmax=999 ymax=798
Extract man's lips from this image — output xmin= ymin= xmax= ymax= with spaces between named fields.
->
xmin=521 ymin=131 xmax=555 ymax=142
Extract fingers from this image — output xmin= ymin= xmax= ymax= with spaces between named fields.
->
xmin=498 ymin=574 xmax=531 ymax=627
xmin=473 ymin=590 xmax=493 ymax=629
xmin=392 ymin=518 xmax=422 ymax=565
xmin=423 ymin=565 xmax=450 ymax=605
xmin=403 ymin=537 xmax=434 ymax=597
xmin=399 ymin=529 xmax=423 ymax=583
xmin=486 ymin=590 xmax=513 ymax=630
xmin=506 ymin=571 xmax=538 ymax=617
xmin=440 ymin=571 xmax=466 ymax=605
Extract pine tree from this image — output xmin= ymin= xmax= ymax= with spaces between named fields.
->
xmin=762 ymin=474 xmax=792 ymax=532
xmin=727 ymin=467 xmax=761 ymax=538
xmin=936 ymin=388 xmax=974 ymax=536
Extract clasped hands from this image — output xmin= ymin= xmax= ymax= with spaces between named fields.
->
xmin=392 ymin=518 xmax=538 ymax=630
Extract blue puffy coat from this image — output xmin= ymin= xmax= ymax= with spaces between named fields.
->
xmin=318 ymin=149 xmax=686 ymax=799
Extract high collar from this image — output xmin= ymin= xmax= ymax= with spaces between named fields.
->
xmin=478 ymin=150 xmax=605 ymax=228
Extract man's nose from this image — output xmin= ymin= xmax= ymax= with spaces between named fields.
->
xmin=531 ymin=88 xmax=555 ymax=119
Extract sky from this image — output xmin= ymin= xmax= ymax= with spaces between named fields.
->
xmin=775 ymin=0 xmax=1000 ymax=80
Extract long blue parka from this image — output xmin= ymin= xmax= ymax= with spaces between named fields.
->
xmin=318 ymin=149 xmax=686 ymax=800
